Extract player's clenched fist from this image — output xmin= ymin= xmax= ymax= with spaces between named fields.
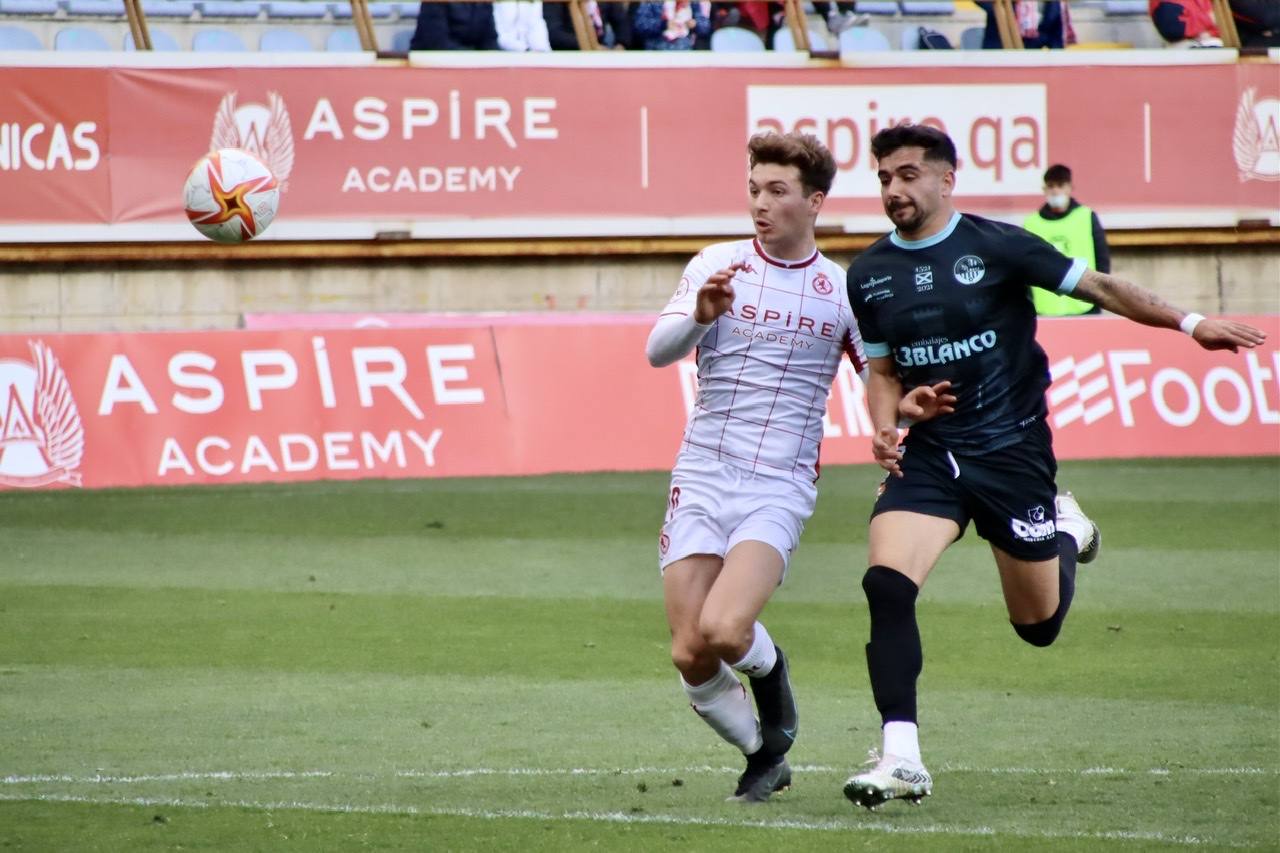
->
xmin=694 ymin=262 xmax=746 ymax=324
xmin=871 ymin=426 xmax=904 ymax=478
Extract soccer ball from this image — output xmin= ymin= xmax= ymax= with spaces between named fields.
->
xmin=182 ymin=148 xmax=280 ymax=243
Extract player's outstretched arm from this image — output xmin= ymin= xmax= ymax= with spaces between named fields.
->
xmin=645 ymin=263 xmax=746 ymax=367
xmin=1072 ymin=270 xmax=1268 ymax=353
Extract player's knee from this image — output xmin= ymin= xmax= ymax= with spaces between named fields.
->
xmin=670 ymin=636 xmax=716 ymax=677
xmin=697 ymin=613 xmax=752 ymax=662
xmin=1012 ymin=618 xmax=1061 ymax=648
xmin=862 ymin=565 xmax=919 ymax=613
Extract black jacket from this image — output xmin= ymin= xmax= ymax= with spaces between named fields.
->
xmin=410 ymin=2 xmax=500 ymax=50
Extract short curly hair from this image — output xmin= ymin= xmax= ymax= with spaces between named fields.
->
xmin=747 ymin=131 xmax=837 ymax=196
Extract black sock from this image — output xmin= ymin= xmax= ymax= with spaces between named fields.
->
xmin=862 ymin=565 xmax=922 ymax=725
xmin=1012 ymin=532 xmax=1078 ymax=648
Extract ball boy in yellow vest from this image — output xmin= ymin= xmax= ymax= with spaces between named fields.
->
xmin=1024 ymin=164 xmax=1110 ymax=316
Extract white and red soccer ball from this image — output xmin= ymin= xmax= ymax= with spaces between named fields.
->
xmin=183 ymin=148 xmax=280 ymax=243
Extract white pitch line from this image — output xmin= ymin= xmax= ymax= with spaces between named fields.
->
xmin=0 ymin=792 xmax=1244 ymax=848
xmin=3 ymin=764 xmax=1275 ymax=786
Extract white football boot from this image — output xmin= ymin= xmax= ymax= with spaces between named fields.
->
xmin=843 ymin=750 xmax=932 ymax=810
xmin=1055 ymin=491 xmax=1101 ymax=564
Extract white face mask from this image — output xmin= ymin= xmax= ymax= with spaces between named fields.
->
xmin=1046 ymin=192 xmax=1070 ymax=210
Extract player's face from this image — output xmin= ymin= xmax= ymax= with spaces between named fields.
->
xmin=876 ymin=146 xmax=954 ymax=236
xmin=748 ymin=163 xmax=821 ymax=249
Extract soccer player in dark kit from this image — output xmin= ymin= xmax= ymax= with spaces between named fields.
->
xmin=840 ymin=123 xmax=1268 ymax=810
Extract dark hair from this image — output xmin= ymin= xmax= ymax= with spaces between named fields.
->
xmin=869 ymin=124 xmax=957 ymax=169
xmin=747 ymin=131 xmax=837 ymax=196
xmin=1043 ymin=164 xmax=1072 ymax=185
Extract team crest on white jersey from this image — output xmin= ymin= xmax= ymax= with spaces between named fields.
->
xmin=211 ymin=91 xmax=295 ymax=190
xmin=812 ymin=272 xmax=834 ymax=295
xmin=1233 ymin=87 xmax=1280 ymax=182
xmin=0 ymin=341 xmax=84 ymax=488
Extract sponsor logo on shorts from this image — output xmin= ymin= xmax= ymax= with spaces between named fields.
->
xmin=659 ymin=531 xmax=670 ymax=555
xmin=1011 ymin=505 xmax=1056 ymax=542
xmin=953 ymin=255 xmax=986 ymax=285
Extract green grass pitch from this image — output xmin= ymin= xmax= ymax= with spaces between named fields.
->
xmin=1 ymin=458 xmax=1277 ymax=851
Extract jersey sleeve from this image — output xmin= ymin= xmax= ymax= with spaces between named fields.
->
xmin=1006 ymin=226 xmax=1087 ymax=295
xmin=659 ymin=250 xmax=717 ymax=318
xmin=846 ymin=259 xmax=891 ymax=360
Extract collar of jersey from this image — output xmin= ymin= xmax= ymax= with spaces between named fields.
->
xmin=890 ymin=211 xmax=962 ymax=251
xmin=753 ymin=238 xmax=819 ymax=269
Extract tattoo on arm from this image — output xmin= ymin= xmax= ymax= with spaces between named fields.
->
xmin=1074 ymin=270 xmax=1182 ymax=328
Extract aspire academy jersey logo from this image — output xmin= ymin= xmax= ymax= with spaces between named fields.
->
xmin=0 ymin=340 xmax=83 ymax=488
xmin=211 ymin=91 xmax=295 ymax=190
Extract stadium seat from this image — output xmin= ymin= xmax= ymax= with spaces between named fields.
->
xmin=854 ymin=1 xmax=898 ymax=14
xmin=325 ymin=25 xmax=361 ymax=49
xmin=959 ymin=25 xmax=982 ymax=48
xmin=0 ymin=0 xmax=59 ymax=14
xmin=709 ymin=26 xmax=766 ymax=51
xmin=54 ymin=26 xmax=111 ymax=47
xmin=899 ymin=25 xmax=918 ymax=49
xmin=1104 ymin=0 xmax=1147 ymax=12
xmin=124 ymin=27 xmax=182 ymax=47
xmin=66 ymin=0 xmax=125 ymax=14
xmin=0 ymin=23 xmax=42 ymax=47
xmin=333 ymin=2 xmax=391 ymax=18
xmin=142 ymin=0 xmax=196 ymax=16
xmin=390 ymin=1 xmax=415 ymax=17
xmin=198 ymin=0 xmax=261 ymax=16
xmin=838 ymin=25 xmax=892 ymax=52
xmin=389 ymin=26 xmax=411 ymax=50
xmin=260 ymin=26 xmax=312 ymax=48
xmin=266 ymin=0 xmax=326 ymax=16
xmin=901 ymin=1 xmax=953 ymax=12
xmin=772 ymin=26 xmax=827 ymax=51
xmin=192 ymin=26 xmax=246 ymax=48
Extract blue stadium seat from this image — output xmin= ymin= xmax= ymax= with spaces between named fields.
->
xmin=192 ymin=26 xmax=247 ymax=48
xmin=901 ymin=1 xmax=953 ymax=13
xmin=142 ymin=0 xmax=195 ymax=16
xmin=709 ymin=26 xmax=766 ymax=51
xmin=772 ymin=26 xmax=827 ymax=52
xmin=838 ymin=25 xmax=892 ymax=52
xmin=854 ymin=1 xmax=898 ymax=14
xmin=389 ymin=26 xmax=411 ymax=50
xmin=325 ymin=26 xmax=361 ymax=49
xmin=0 ymin=0 xmax=59 ymax=15
xmin=333 ymin=1 xmax=390 ymax=18
xmin=260 ymin=26 xmax=312 ymax=48
xmin=54 ymin=25 xmax=111 ymax=47
xmin=959 ymin=24 xmax=983 ymax=49
xmin=199 ymin=0 xmax=260 ymax=16
xmin=266 ymin=0 xmax=326 ymax=17
xmin=1104 ymin=0 xmax=1147 ymax=12
xmin=66 ymin=0 xmax=124 ymax=14
xmin=124 ymin=27 xmax=182 ymax=47
xmin=0 ymin=23 xmax=42 ymax=47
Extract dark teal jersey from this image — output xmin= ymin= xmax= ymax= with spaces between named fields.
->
xmin=847 ymin=212 xmax=1086 ymax=453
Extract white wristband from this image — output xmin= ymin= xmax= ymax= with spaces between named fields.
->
xmin=1179 ymin=313 xmax=1205 ymax=336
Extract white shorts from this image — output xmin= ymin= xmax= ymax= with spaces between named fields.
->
xmin=658 ymin=452 xmax=817 ymax=581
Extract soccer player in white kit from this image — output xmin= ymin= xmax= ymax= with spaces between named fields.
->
xmin=646 ymin=132 xmax=866 ymax=802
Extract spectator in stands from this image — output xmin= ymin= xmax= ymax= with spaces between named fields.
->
xmin=813 ymin=2 xmax=865 ymax=35
xmin=710 ymin=1 xmax=770 ymax=38
xmin=410 ymin=1 xmax=500 ymax=49
xmin=544 ymin=1 xmax=632 ymax=48
xmin=495 ymin=0 xmax=552 ymax=50
xmin=1023 ymin=164 xmax=1110 ymax=317
xmin=1229 ymin=0 xmax=1280 ymax=47
xmin=1148 ymin=0 xmax=1223 ymax=47
xmin=632 ymin=0 xmax=710 ymax=49
xmin=977 ymin=1 xmax=1074 ymax=49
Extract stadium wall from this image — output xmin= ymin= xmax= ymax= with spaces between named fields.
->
xmin=0 ymin=243 xmax=1277 ymax=332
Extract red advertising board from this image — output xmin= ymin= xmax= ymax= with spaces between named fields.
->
xmin=0 ymin=316 xmax=1275 ymax=490
xmin=0 ymin=56 xmax=1276 ymax=240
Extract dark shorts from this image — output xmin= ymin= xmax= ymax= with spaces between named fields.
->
xmin=871 ymin=421 xmax=1060 ymax=561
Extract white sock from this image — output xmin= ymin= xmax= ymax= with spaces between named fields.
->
xmin=883 ymin=721 xmax=922 ymax=765
xmin=729 ymin=621 xmax=778 ymax=679
xmin=683 ymin=662 xmax=763 ymax=755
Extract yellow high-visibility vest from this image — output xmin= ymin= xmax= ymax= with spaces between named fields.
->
xmin=1024 ymin=205 xmax=1097 ymax=316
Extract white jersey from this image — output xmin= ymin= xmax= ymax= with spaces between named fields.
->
xmin=656 ymin=238 xmax=865 ymax=482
